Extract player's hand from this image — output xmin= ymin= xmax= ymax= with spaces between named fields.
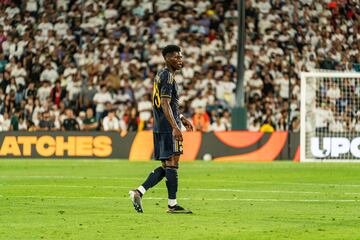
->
xmin=181 ymin=117 xmax=194 ymax=132
xmin=172 ymin=127 xmax=183 ymax=141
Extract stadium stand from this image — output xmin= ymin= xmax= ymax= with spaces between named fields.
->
xmin=0 ymin=0 xmax=359 ymax=132
xmin=245 ymin=0 xmax=360 ymax=132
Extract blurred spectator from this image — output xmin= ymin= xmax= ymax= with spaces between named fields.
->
xmin=62 ymin=108 xmax=80 ymax=131
xmin=10 ymin=110 xmax=19 ymax=131
xmin=221 ymin=109 xmax=232 ymax=130
xmin=315 ymin=103 xmax=333 ymax=132
xmin=1 ymin=112 xmax=10 ymax=131
xmin=50 ymin=80 xmax=66 ymax=106
xmin=80 ymin=78 xmax=97 ymax=110
xmin=93 ymin=85 xmax=113 ymax=121
xmin=38 ymin=111 xmax=55 ymax=131
xmin=249 ymin=117 xmax=261 ymax=131
xmin=83 ymin=108 xmax=98 ymax=131
xmin=138 ymin=94 xmax=152 ymax=130
xmin=24 ymin=82 xmax=37 ymax=99
xmin=103 ymin=110 xmax=120 ymax=131
xmin=18 ymin=117 xmax=27 ymax=131
xmin=126 ymin=108 xmax=139 ymax=131
xmin=210 ymin=114 xmax=227 ymax=131
xmin=37 ymin=81 xmax=51 ymax=105
xmin=77 ymin=111 xmax=86 ymax=130
xmin=40 ymin=63 xmax=59 ymax=84
xmin=0 ymin=112 xmax=3 ymax=131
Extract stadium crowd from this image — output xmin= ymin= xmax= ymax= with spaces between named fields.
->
xmin=0 ymin=0 xmax=359 ymax=132
xmin=245 ymin=0 xmax=360 ymax=132
xmin=314 ymin=77 xmax=360 ymax=133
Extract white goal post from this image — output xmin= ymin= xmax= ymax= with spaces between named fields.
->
xmin=300 ymin=71 xmax=360 ymax=162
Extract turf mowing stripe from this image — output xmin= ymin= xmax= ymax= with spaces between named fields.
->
xmin=0 ymin=195 xmax=358 ymax=202
xmin=2 ymin=184 xmax=360 ymax=195
xmin=1 ymin=175 xmax=360 ymax=188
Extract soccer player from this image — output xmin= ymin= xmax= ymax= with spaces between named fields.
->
xmin=129 ymin=45 xmax=194 ymax=214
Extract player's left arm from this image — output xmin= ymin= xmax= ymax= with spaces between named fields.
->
xmin=180 ymin=114 xmax=194 ymax=132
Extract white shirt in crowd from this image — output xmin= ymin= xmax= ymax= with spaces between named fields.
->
xmin=327 ymin=86 xmax=341 ymax=103
xmin=354 ymin=121 xmax=360 ymax=132
xmin=103 ymin=116 xmax=120 ymax=131
xmin=0 ymin=114 xmax=4 ymax=131
xmin=37 ymin=85 xmax=52 ymax=103
xmin=66 ymin=80 xmax=82 ymax=101
xmin=191 ymin=97 xmax=207 ymax=110
xmin=63 ymin=66 xmax=77 ymax=83
xmin=54 ymin=21 xmax=69 ymax=36
xmin=11 ymin=66 xmax=27 ymax=86
xmin=9 ymin=42 xmax=24 ymax=59
xmin=0 ymin=116 xmax=11 ymax=131
xmin=315 ymin=107 xmax=333 ymax=128
xmin=210 ymin=121 xmax=227 ymax=131
xmin=216 ymin=80 xmax=236 ymax=106
xmin=40 ymin=68 xmax=59 ymax=83
xmin=275 ymin=76 xmax=289 ymax=99
xmin=5 ymin=83 xmax=17 ymax=94
xmin=138 ymin=100 xmax=152 ymax=122
xmin=248 ymin=75 xmax=263 ymax=97
xmin=18 ymin=120 xmax=28 ymax=131
xmin=248 ymin=122 xmax=261 ymax=131
xmin=104 ymin=8 xmax=118 ymax=19
xmin=5 ymin=6 xmax=20 ymax=18
xmin=93 ymin=91 xmax=113 ymax=113
xmin=330 ymin=119 xmax=345 ymax=132
xmin=38 ymin=21 xmax=54 ymax=37
xmin=26 ymin=0 xmax=38 ymax=12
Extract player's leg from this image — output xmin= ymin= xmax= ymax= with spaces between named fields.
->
xmin=129 ymin=134 xmax=166 ymax=213
xmin=129 ymin=161 xmax=166 ymax=213
xmin=164 ymin=155 xmax=179 ymax=207
xmin=165 ymin=154 xmax=192 ymax=214
xmin=137 ymin=161 xmax=166 ymax=196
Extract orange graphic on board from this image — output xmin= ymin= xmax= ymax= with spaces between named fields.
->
xmin=214 ymin=132 xmax=288 ymax=162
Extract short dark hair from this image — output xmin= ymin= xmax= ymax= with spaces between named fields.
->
xmin=162 ymin=45 xmax=181 ymax=57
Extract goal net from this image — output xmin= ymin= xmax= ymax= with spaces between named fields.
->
xmin=300 ymin=72 xmax=360 ymax=162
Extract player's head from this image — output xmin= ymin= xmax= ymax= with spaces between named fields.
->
xmin=162 ymin=45 xmax=183 ymax=71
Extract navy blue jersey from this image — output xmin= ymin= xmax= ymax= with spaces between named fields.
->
xmin=152 ymin=68 xmax=181 ymax=133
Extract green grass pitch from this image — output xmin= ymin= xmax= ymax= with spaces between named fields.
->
xmin=1 ymin=160 xmax=360 ymax=240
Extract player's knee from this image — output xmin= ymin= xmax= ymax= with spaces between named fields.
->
xmin=165 ymin=158 xmax=178 ymax=169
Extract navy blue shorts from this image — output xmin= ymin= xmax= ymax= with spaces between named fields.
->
xmin=153 ymin=132 xmax=183 ymax=160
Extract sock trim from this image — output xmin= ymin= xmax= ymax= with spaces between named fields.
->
xmin=168 ymin=199 xmax=177 ymax=207
xmin=137 ymin=186 xmax=146 ymax=195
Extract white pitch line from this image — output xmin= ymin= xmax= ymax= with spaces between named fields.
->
xmin=1 ymin=184 xmax=360 ymax=195
xmin=0 ymin=184 xmax=323 ymax=194
xmin=0 ymin=195 xmax=357 ymax=203
xmin=2 ymin=175 xmax=360 ymax=188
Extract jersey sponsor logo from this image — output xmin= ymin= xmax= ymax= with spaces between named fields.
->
xmin=0 ymin=136 xmax=112 ymax=157
xmin=311 ymin=137 xmax=360 ymax=158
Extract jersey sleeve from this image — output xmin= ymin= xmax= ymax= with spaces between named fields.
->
xmin=159 ymin=71 xmax=173 ymax=98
